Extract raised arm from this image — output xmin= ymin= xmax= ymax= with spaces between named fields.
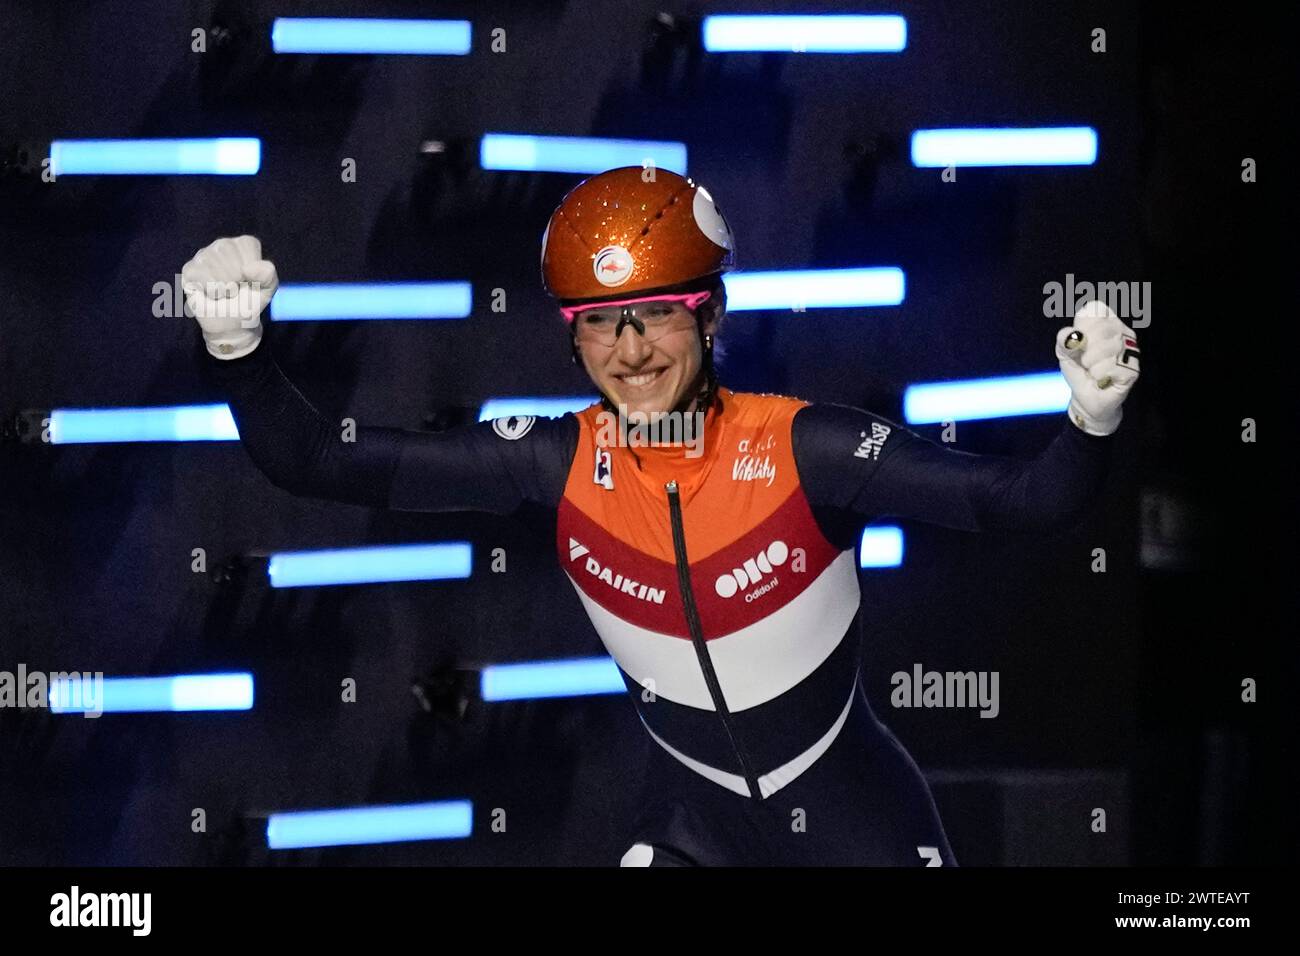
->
xmin=204 ymin=336 xmax=576 ymax=513
xmin=185 ymin=235 xmax=576 ymax=514
xmin=793 ymin=403 xmax=1114 ymax=534
xmin=794 ymin=303 xmax=1140 ymax=535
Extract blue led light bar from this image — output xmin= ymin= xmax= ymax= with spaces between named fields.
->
xmin=269 ymin=282 xmax=472 ymax=321
xmin=266 ymin=800 xmax=473 ymax=849
xmin=267 ymin=542 xmax=473 ymax=588
xmin=702 ymin=15 xmax=907 ymax=53
xmin=478 ymin=397 xmax=597 ymax=421
xmin=480 ymin=134 xmax=687 ymax=174
xmin=482 ymin=657 xmax=625 ymax=701
xmin=722 ymin=268 xmax=905 ymax=311
xmin=48 ymin=138 xmax=261 ymax=176
xmin=860 ymin=526 xmax=904 ymax=568
xmin=49 ymin=673 xmax=254 ymax=714
xmin=910 ymin=127 xmax=1098 ymax=167
xmin=271 ymin=18 xmax=472 ymax=55
xmin=903 ymin=372 xmax=1071 ymax=423
xmin=48 ymin=404 xmax=239 ymax=444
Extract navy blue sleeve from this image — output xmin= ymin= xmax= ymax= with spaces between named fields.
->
xmin=203 ymin=336 xmax=577 ymax=514
xmin=792 ymin=403 xmax=1114 ymax=536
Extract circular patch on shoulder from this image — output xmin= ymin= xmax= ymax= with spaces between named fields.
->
xmin=492 ymin=415 xmax=536 ymax=440
xmin=593 ymin=245 xmax=634 ymax=287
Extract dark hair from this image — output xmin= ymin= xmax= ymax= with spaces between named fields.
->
xmin=698 ymin=276 xmax=728 ymax=366
xmin=700 ymin=275 xmax=727 ymax=326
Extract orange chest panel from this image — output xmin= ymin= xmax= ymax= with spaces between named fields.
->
xmin=556 ymin=391 xmax=843 ymax=640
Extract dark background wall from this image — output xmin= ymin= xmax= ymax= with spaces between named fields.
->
xmin=0 ymin=1 xmax=1288 ymax=865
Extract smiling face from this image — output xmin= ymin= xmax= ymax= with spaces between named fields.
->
xmin=571 ymin=288 xmax=723 ymax=417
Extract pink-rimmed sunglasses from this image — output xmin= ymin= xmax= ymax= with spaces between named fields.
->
xmin=560 ymin=290 xmax=713 ymax=325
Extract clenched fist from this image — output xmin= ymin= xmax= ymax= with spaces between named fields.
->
xmin=181 ymin=235 xmax=278 ymax=359
xmin=1055 ymin=300 xmax=1141 ymax=437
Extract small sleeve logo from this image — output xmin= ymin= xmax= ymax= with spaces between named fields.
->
xmin=491 ymin=415 xmax=536 ymax=440
xmin=593 ymin=447 xmax=614 ymax=489
xmin=853 ymin=422 xmax=892 ymax=460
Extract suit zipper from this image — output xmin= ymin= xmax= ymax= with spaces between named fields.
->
xmin=664 ymin=480 xmax=763 ymax=800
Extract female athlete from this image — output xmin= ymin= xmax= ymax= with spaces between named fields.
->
xmin=181 ymin=166 xmax=1140 ymax=866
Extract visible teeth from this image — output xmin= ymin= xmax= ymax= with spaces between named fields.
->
xmin=623 ymin=371 xmax=661 ymax=386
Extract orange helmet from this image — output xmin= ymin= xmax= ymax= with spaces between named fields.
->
xmin=540 ymin=166 xmax=735 ymax=303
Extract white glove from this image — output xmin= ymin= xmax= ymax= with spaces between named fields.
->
xmin=181 ymin=235 xmax=278 ymax=360
xmin=1055 ymin=300 xmax=1141 ymax=436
